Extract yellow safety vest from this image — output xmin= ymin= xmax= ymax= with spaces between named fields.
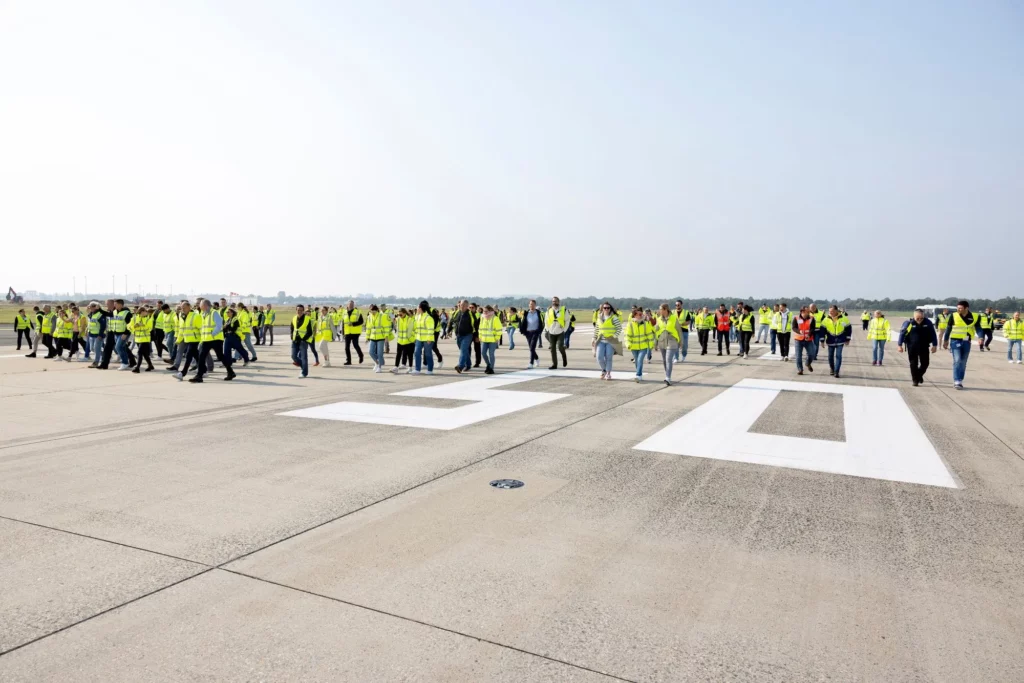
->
xmin=396 ymin=316 xmax=416 ymax=344
xmin=979 ymin=314 xmax=993 ymax=330
xmin=108 ymin=310 xmax=129 ymax=333
xmin=414 ymin=312 xmax=435 ymax=342
xmin=655 ymin=316 xmax=681 ymax=344
xmin=937 ymin=313 xmax=949 ymax=329
xmin=366 ymin=312 xmax=392 ymax=341
xmin=200 ymin=312 xmax=224 ymax=342
xmin=759 ymin=308 xmax=771 ymax=325
xmin=770 ymin=312 xmax=780 ymax=331
xmin=54 ymin=316 xmax=74 ymax=339
xmin=131 ymin=315 xmax=153 ymax=343
xmin=821 ymin=317 xmax=847 ymax=336
xmin=15 ymin=315 xmax=30 ymax=330
xmin=478 ymin=316 xmax=503 ymax=343
xmin=88 ymin=311 xmax=103 ymax=335
xmin=179 ymin=312 xmax=201 ymax=343
xmin=597 ymin=315 xmax=620 ymax=338
xmin=1004 ymin=319 xmax=1024 ymax=340
xmin=315 ymin=315 xmax=333 ymax=343
xmin=866 ymin=318 xmax=890 ymax=341
xmin=238 ymin=310 xmax=252 ymax=335
xmin=862 ymin=313 xmax=871 ymax=322
xmin=949 ymin=312 xmax=978 ymax=340
xmin=342 ymin=309 xmax=363 ymax=335
xmin=265 ymin=309 xmax=276 ymax=324
xmin=292 ymin=315 xmax=311 ymax=342
xmin=625 ymin=320 xmax=654 ymax=350
xmin=739 ymin=314 xmax=755 ymax=332
xmin=545 ymin=306 xmax=567 ymax=329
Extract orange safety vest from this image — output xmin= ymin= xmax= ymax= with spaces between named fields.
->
xmin=794 ymin=316 xmax=813 ymax=341
xmin=716 ymin=312 xmax=731 ymax=331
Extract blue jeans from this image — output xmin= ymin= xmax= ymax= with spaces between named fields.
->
xmin=795 ymin=339 xmax=814 ymax=371
xmin=242 ymin=332 xmax=257 ymax=359
xmin=770 ymin=329 xmax=777 ymax=354
xmin=368 ymin=339 xmax=386 ymax=367
xmin=414 ymin=340 xmax=434 ymax=372
xmin=564 ymin=327 xmax=574 ymax=348
xmin=291 ymin=339 xmax=308 ymax=376
xmin=812 ymin=329 xmax=825 ymax=360
xmin=596 ymin=339 xmax=614 ymax=373
xmin=661 ymin=348 xmax=675 ymax=380
xmin=632 ymin=348 xmax=646 ymax=376
xmin=456 ymin=334 xmax=473 ymax=370
xmin=828 ymin=344 xmax=844 ymax=374
xmin=872 ymin=340 xmax=886 ymax=363
xmin=224 ymin=335 xmax=249 ymax=363
xmin=506 ymin=327 xmax=516 ymax=350
xmin=89 ymin=335 xmax=104 ymax=362
xmin=950 ymin=338 xmax=970 ymax=383
xmin=756 ymin=323 xmax=770 ymax=343
xmin=481 ymin=341 xmax=496 ymax=369
xmin=164 ymin=331 xmax=176 ymax=358
xmin=674 ymin=330 xmax=690 ymax=361
xmin=1008 ymin=339 xmax=1022 ymax=361
xmin=114 ymin=336 xmax=130 ymax=364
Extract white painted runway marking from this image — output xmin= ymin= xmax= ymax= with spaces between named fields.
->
xmin=279 ymin=369 xmax=634 ymax=430
xmin=634 ymin=378 xmax=957 ymax=488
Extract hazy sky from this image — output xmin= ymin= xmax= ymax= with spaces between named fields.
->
xmin=2 ymin=1 xmax=1021 ymax=300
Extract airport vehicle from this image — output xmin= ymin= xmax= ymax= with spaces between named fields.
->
xmin=6 ymin=286 xmax=23 ymax=304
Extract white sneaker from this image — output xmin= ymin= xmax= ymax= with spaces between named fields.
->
xmin=1017 ymin=360 xmax=1023 ymax=364
xmin=373 ymin=365 xmax=381 ymax=374
xmin=410 ymin=370 xmax=421 ymax=375
xmin=405 ymin=368 xmax=412 ymax=374
xmin=118 ymin=364 xmax=130 ymax=371
xmin=1010 ymin=360 xmax=1015 ymax=364
xmin=436 ymin=361 xmax=443 ymax=369
xmin=389 ymin=367 xmax=399 ymax=374
xmin=175 ymin=372 xmax=183 ymax=381
xmin=426 ymin=370 xmax=433 ymax=375
xmin=297 ymin=374 xmax=306 ymax=379
xmin=634 ymin=376 xmax=641 ymax=383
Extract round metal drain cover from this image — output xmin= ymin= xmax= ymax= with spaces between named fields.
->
xmin=489 ymin=479 xmax=524 ymax=489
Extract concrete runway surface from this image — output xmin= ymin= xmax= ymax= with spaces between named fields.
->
xmin=1 ymin=324 xmax=1022 ymax=682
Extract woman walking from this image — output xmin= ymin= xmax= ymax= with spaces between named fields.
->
xmin=626 ymin=309 xmax=655 ymax=382
xmin=654 ymin=304 xmax=680 ymax=385
xmin=222 ymin=308 xmax=251 ymax=367
xmin=315 ymin=305 xmax=336 ymax=367
xmin=392 ymin=308 xmax=416 ymax=373
xmin=592 ymin=302 xmax=622 ymax=380
xmin=478 ymin=305 xmax=503 ymax=374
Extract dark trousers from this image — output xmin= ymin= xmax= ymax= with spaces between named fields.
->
xmin=433 ymin=332 xmax=443 ymax=362
xmin=526 ymin=330 xmax=541 ymax=364
xmin=180 ymin=342 xmax=201 ymax=374
xmin=196 ymin=340 xmax=232 ymax=379
xmin=697 ymin=329 xmax=709 ymax=354
xmin=153 ymin=329 xmax=166 ymax=357
xmin=345 ymin=333 xmax=363 ymax=363
xmin=224 ymin=335 xmax=249 ymax=363
xmin=908 ymin=346 xmax=930 ymax=383
xmin=55 ymin=337 xmax=72 ymax=357
xmin=395 ymin=343 xmax=414 ymax=367
xmin=739 ymin=330 xmax=753 ymax=355
xmin=777 ymin=332 xmax=791 ymax=358
xmin=863 ymin=320 xmax=869 ymax=331
xmin=42 ymin=334 xmax=56 ymax=357
xmin=16 ymin=329 xmax=32 ymax=349
xmin=548 ymin=332 xmax=567 ymax=367
xmin=72 ymin=333 xmax=87 ymax=354
xmin=981 ymin=329 xmax=993 ymax=349
xmin=134 ymin=342 xmax=154 ymax=370
xmin=253 ymin=326 xmax=263 ymax=345
xmin=473 ymin=339 xmax=481 ymax=366
xmin=717 ymin=331 xmax=730 ymax=354
xmin=99 ymin=332 xmax=117 ymax=367
xmin=264 ymin=324 xmax=274 ymax=345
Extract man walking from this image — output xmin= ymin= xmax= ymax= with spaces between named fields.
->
xmin=190 ymin=300 xmax=235 ymax=383
xmin=775 ymin=303 xmax=792 ymax=361
xmin=867 ymin=311 xmax=891 ymax=366
xmin=340 ymin=300 xmax=364 ymax=365
xmin=263 ymin=304 xmax=276 ymax=346
xmin=545 ymin=297 xmax=570 ymax=369
xmin=1005 ymin=312 xmax=1023 ymax=364
xmin=673 ymin=300 xmax=691 ymax=362
xmin=898 ymin=309 xmax=938 ymax=386
xmin=821 ymin=305 xmax=851 ymax=378
xmin=519 ymin=299 xmax=544 ymax=368
xmin=737 ymin=305 xmax=755 ymax=357
xmin=792 ymin=306 xmax=816 ymax=375
xmin=452 ymin=300 xmax=477 ymax=374
xmin=861 ymin=311 xmax=871 ymax=331
xmin=809 ymin=304 xmax=826 ymax=361
xmin=756 ymin=304 xmax=772 ymax=344
xmin=942 ymin=300 xmax=979 ymax=390
xmin=696 ymin=306 xmax=713 ymax=355
xmin=715 ymin=304 xmax=732 ymax=356
xmin=977 ymin=307 xmax=995 ymax=351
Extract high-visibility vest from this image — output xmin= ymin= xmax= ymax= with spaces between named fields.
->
xmin=15 ymin=315 xmax=30 ymax=330
xmin=811 ymin=310 xmax=825 ymax=326
xmin=867 ymin=318 xmax=890 ymax=341
xmin=625 ymin=320 xmax=655 ymax=350
xmin=821 ymin=317 xmax=848 ymax=337
xmin=597 ymin=315 xmax=619 ymax=338
xmin=131 ymin=315 xmax=153 ymax=343
xmin=862 ymin=313 xmax=871 ymax=321
xmin=770 ymin=312 xmax=780 ymax=331
xmin=949 ymin=312 xmax=979 ymax=340
xmin=265 ymin=310 xmax=276 ymax=324
xmin=366 ymin=312 xmax=392 ymax=341
xmin=39 ymin=313 xmax=54 ymax=335
xmin=54 ymin=316 xmax=74 ymax=339
xmin=699 ymin=313 xmax=716 ymax=330
xmin=178 ymin=312 xmax=201 ymax=343
xmin=342 ymin=309 xmax=363 ymax=335
xmin=315 ymin=315 xmax=333 ymax=343
xmin=937 ymin=313 xmax=949 ymax=329
xmin=592 ymin=309 xmax=600 ymax=325
xmin=775 ymin=312 xmax=792 ymax=333
xmin=292 ymin=315 xmax=311 ymax=342
xmin=1004 ymin=319 xmax=1024 ymax=340
xmin=108 ymin=310 xmax=129 ymax=333
xmin=675 ymin=310 xmax=691 ymax=328
xmin=793 ymin=317 xmax=814 ymax=341
xmin=715 ymin=312 xmax=731 ymax=331
xmin=396 ymin=316 xmax=416 ymax=344
xmin=237 ymin=310 xmax=252 ymax=335
xmin=414 ymin=312 xmax=435 ymax=342
xmin=507 ymin=313 xmax=520 ymax=328
xmin=655 ymin=316 xmax=681 ymax=344
xmin=478 ymin=316 xmax=503 ymax=343
xmin=545 ymin=306 xmax=567 ymax=329
xmin=88 ymin=311 xmax=103 ymax=335
xmin=739 ymin=314 xmax=755 ymax=332
xmin=758 ymin=308 xmax=771 ymax=325
xmin=200 ymin=312 xmax=224 ymax=342
xmin=979 ymin=314 xmax=993 ymax=330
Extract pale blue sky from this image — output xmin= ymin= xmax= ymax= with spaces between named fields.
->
xmin=1 ymin=1 xmax=1021 ymax=299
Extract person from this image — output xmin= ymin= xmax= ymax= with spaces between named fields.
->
xmin=366 ymin=304 xmax=392 ymax=373
xmin=287 ymin=304 xmax=313 ymax=379
xmin=438 ymin=309 xmax=450 ymax=340
xmin=898 ymin=309 xmax=938 ymax=386
xmin=52 ymin=307 xmax=75 ymax=361
xmin=564 ymin=311 xmax=577 ymax=349
xmin=222 ymin=307 xmax=251 ymax=367
xmin=1005 ymin=312 xmax=1023 ymax=364
xmin=172 ymin=302 xmax=202 ymax=380
xmin=936 ymin=308 xmax=949 ymax=341
xmin=867 ymin=311 xmax=891 ymax=366
xmin=153 ymin=304 xmax=174 ymax=360
xmin=519 ymin=299 xmax=544 ymax=369
xmin=85 ymin=302 xmax=107 ymax=367
xmin=695 ymin=306 xmax=713 ymax=355
xmin=977 ymin=307 xmax=995 ymax=351
xmin=14 ymin=309 xmax=32 ymax=350
xmin=381 ymin=304 xmax=392 ymax=355
xmin=756 ymin=304 xmax=772 ymax=344
xmin=428 ymin=305 xmax=444 ymax=368
xmin=820 ymin=305 xmax=851 ymax=377
xmin=942 ymin=300 xmax=978 ymax=390
xmin=625 ymin=308 xmax=654 ymax=382
xmin=505 ymin=307 xmax=520 ymax=350
xmin=412 ymin=300 xmax=435 ymax=375
xmin=391 ymin=308 xmax=416 ymax=373
xmin=737 ymin=305 xmax=755 ymax=357
xmin=236 ymin=303 xmax=258 ymax=362
xmin=451 ymin=300 xmax=477 ymax=374
xmin=774 ymin=303 xmax=792 ymax=361
xmin=672 ymin=300 xmax=691 ymax=362
xmin=263 ymin=304 xmax=276 ymax=346
xmin=99 ymin=299 xmax=135 ymax=370
xmin=340 ymin=301 xmax=364 ymax=365
xmin=655 ymin=304 xmax=680 ymax=385
xmin=592 ymin=302 xmax=622 ymax=380
xmin=714 ymin=304 xmax=731 ymax=355
xmin=545 ymin=297 xmax=569 ymax=369
xmin=26 ymin=305 xmax=57 ymax=359
xmin=808 ymin=304 xmax=826 ymax=361
xmin=313 ymin=305 xmax=336 ymax=368
xmin=861 ymin=311 xmax=871 ymax=331
xmin=478 ymin=305 xmax=502 ymax=374
xmin=792 ymin=306 xmax=816 ymax=376
xmin=190 ymin=300 xmax=235 ymax=383
xmin=129 ymin=307 xmax=156 ymax=372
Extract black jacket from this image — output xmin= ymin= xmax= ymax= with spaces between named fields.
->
xmin=518 ymin=309 xmax=545 ymax=336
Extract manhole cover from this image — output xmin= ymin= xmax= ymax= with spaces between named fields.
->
xmin=489 ymin=479 xmax=524 ymax=489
